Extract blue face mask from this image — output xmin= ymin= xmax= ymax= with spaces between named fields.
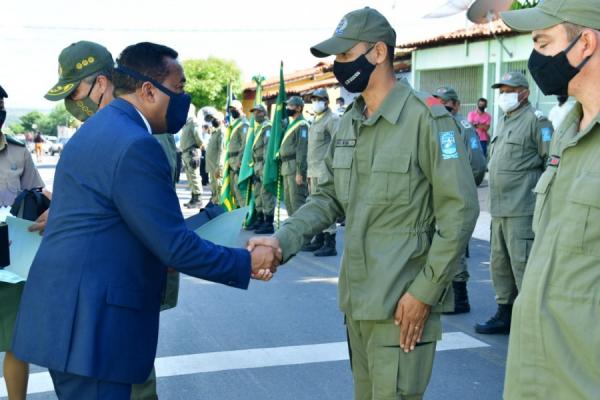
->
xmin=115 ymin=65 xmax=191 ymax=134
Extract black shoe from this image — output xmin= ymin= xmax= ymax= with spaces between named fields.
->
xmin=301 ymin=233 xmax=324 ymax=252
xmin=474 ymin=304 xmax=512 ymax=334
xmin=245 ymin=212 xmax=263 ymax=231
xmin=314 ymin=233 xmax=337 ymax=257
xmin=255 ymin=214 xmax=275 ymax=234
xmin=185 ymin=194 xmax=201 ymax=209
xmin=443 ymin=281 xmax=470 ymax=315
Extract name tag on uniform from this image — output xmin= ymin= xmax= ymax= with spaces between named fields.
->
xmin=547 ymin=155 xmax=560 ymax=167
xmin=336 ymin=139 xmax=356 ymax=147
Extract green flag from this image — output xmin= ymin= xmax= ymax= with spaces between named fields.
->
xmin=238 ymin=75 xmax=265 ymax=226
xmin=262 ymin=62 xmax=286 ymax=198
xmin=220 ymin=82 xmax=237 ymax=211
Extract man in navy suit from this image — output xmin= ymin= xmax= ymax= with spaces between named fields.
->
xmin=11 ymin=42 xmax=279 ymax=399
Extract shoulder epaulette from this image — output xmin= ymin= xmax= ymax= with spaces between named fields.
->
xmin=6 ymin=135 xmax=25 ymax=147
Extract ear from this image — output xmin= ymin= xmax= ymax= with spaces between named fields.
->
xmin=373 ymin=41 xmax=388 ymax=65
xmin=580 ymin=29 xmax=598 ymax=59
xmin=140 ymin=81 xmax=157 ymax=104
xmin=96 ymin=75 xmax=109 ymax=93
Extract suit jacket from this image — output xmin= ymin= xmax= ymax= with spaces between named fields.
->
xmin=12 ymin=99 xmax=250 ymax=384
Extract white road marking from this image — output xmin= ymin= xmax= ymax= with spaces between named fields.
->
xmin=296 ymin=277 xmax=339 ymax=284
xmin=0 ymin=332 xmax=488 ymax=397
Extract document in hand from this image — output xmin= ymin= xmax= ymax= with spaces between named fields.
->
xmin=194 ymin=206 xmax=248 ymax=248
xmin=0 ymin=216 xmax=43 ymax=283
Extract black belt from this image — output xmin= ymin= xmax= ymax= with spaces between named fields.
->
xmin=228 ymin=151 xmax=240 ymax=157
xmin=280 ymin=155 xmax=295 ymax=162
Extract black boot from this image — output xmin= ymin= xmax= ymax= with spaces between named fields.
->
xmin=444 ymin=281 xmax=470 ymax=314
xmin=245 ymin=212 xmax=263 ymax=231
xmin=301 ymin=233 xmax=324 ymax=252
xmin=185 ymin=194 xmax=201 ymax=208
xmin=474 ymin=304 xmax=512 ymax=334
xmin=314 ymin=233 xmax=337 ymax=257
xmin=255 ymin=214 xmax=274 ymax=234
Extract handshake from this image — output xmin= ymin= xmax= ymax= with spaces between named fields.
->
xmin=247 ymin=237 xmax=282 ymax=282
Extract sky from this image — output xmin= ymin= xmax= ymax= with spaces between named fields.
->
xmin=0 ymin=0 xmax=472 ymax=111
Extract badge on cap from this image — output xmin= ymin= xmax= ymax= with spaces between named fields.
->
xmin=335 ymin=18 xmax=348 ymax=35
xmin=439 ymin=131 xmax=459 ymax=160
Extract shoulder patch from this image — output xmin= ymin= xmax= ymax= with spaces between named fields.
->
xmin=460 ymin=119 xmax=472 ymax=129
xmin=6 ymin=135 xmax=25 ymax=147
xmin=300 ymin=126 xmax=308 ymax=139
xmin=439 ymin=131 xmax=459 ymax=160
xmin=242 ymin=125 xmax=248 ymax=134
xmin=541 ymin=126 xmax=552 ymax=142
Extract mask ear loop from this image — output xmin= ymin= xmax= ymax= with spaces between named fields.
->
xmin=564 ymin=32 xmax=592 ymax=70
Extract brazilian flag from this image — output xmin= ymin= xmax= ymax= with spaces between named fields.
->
xmin=220 ymin=82 xmax=237 ymax=211
xmin=262 ymin=62 xmax=286 ymax=198
xmin=238 ymin=75 xmax=265 ymax=226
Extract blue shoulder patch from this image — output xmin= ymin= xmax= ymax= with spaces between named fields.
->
xmin=470 ymin=135 xmax=480 ymax=150
xmin=541 ymin=127 xmax=552 ymax=142
xmin=439 ymin=131 xmax=459 ymax=160
xmin=300 ymin=126 xmax=308 ymax=139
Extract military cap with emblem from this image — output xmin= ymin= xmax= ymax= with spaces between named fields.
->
xmin=250 ymin=104 xmax=268 ymax=113
xmin=310 ymin=7 xmax=396 ymax=57
xmin=500 ymin=0 xmax=600 ymax=32
xmin=492 ymin=71 xmax=530 ymax=89
xmin=310 ymin=88 xmax=329 ymax=101
xmin=433 ymin=86 xmax=459 ymax=102
xmin=285 ymin=96 xmax=304 ymax=107
xmin=45 ymin=41 xmax=114 ymax=101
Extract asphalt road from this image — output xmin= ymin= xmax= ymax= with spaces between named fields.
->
xmin=1 ymin=157 xmax=508 ymax=400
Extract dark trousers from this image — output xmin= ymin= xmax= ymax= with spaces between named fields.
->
xmin=49 ymin=369 xmax=132 ymax=400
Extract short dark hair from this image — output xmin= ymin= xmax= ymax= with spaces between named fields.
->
xmin=113 ymin=42 xmax=178 ymax=97
xmin=478 ymin=98 xmax=487 ymax=104
xmin=83 ymin=68 xmax=113 ymax=84
xmin=387 ymin=45 xmax=395 ymax=67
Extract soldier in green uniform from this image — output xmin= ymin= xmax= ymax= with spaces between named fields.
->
xmin=44 ymin=41 xmax=181 ymax=400
xmin=249 ymin=8 xmax=479 ymax=399
xmin=226 ymin=99 xmax=249 ymax=207
xmin=301 ymin=88 xmax=340 ymax=256
xmin=499 ymin=2 xmax=600 ymax=398
xmin=0 ymin=84 xmax=45 ymax=400
xmin=204 ymin=109 xmax=224 ymax=206
xmin=249 ymin=104 xmax=276 ymax=234
xmin=474 ymin=71 xmax=553 ymax=334
xmin=280 ymin=96 xmax=310 ymax=217
xmin=179 ymin=111 xmax=203 ymax=208
xmin=433 ymin=86 xmax=486 ymax=313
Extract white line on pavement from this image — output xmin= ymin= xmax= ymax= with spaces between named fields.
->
xmin=0 ymin=332 xmax=489 ymax=397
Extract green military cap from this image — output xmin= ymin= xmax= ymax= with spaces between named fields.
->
xmin=250 ymin=104 xmax=268 ymax=113
xmin=0 ymin=85 xmax=7 ymax=98
xmin=501 ymin=0 xmax=600 ymax=32
xmin=492 ymin=71 xmax=530 ymax=89
xmin=286 ymin=96 xmax=304 ymax=107
xmin=310 ymin=88 xmax=329 ymax=101
xmin=45 ymin=41 xmax=114 ymax=101
xmin=310 ymin=7 xmax=396 ymax=58
xmin=433 ymin=86 xmax=459 ymax=102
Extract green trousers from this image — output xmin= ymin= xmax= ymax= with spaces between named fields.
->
xmin=231 ymin=170 xmax=246 ymax=207
xmin=209 ymin=171 xmax=221 ymax=204
xmin=254 ymin=178 xmax=275 ymax=216
xmin=346 ymin=316 xmax=437 ymax=400
xmin=452 ymin=253 xmax=469 ymax=283
xmin=283 ymin=174 xmax=308 ymax=217
xmin=309 ymin=177 xmax=336 ymax=234
xmin=490 ymin=216 xmax=534 ymax=305
xmin=182 ymin=153 xmax=201 ymax=196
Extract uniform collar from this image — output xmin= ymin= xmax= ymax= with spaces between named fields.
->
xmin=568 ymin=102 xmax=600 ymax=140
xmin=351 ymin=81 xmax=411 ymax=125
xmin=504 ymin=101 xmax=532 ymax=120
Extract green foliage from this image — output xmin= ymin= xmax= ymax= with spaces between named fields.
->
xmin=12 ymin=103 xmax=73 ymax=136
xmin=183 ymin=57 xmax=242 ymax=111
xmin=510 ymin=0 xmax=539 ymax=10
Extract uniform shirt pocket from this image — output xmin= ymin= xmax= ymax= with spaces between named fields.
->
xmin=560 ymin=174 xmax=600 ymax=256
xmin=532 ymin=169 xmax=555 ymax=234
xmin=368 ymin=152 xmax=411 ymax=205
xmin=504 ymin=134 xmax=525 ymax=159
xmin=332 ymin=147 xmax=353 ymax=204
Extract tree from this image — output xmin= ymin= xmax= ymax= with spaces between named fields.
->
xmin=510 ymin=0 xmax=539 ymax=10
xmin=37 ymin=103 xmax=73 ymax=136
xmin=19 ymin=111 xmax=45 ymax=132
xmin=183 ymin=57 xmax=242 ymax=111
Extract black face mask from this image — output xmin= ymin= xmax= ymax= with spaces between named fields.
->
xmin=0 ymin=110 xmax=6 ymax=128
xmin=286 ymin=108 xmax=297 ymax=118
xmin=528 ymin=33 xmax=592 ymax=96
xmin=478 ymin=105 xmax=486 ymax=112
xmin=230 ymin=109 xmax=241 ymax=119
xmin=255 ymin=114 xmax=266 ymax=123
xmin=333 ymin=46 xmax=376 ymax=93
